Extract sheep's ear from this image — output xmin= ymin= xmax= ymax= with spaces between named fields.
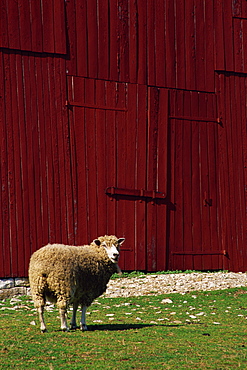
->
xmin=93 ymin=239 xmax=101 ymax=247
xmin=118 ymin=238 xmax=125 ymax=245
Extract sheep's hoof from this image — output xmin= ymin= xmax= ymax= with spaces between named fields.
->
xmin=80 ymin=324 xmax=88 ymax=331
xmin=70 ymin=324 xmax=79 ymax=330
xmin=61 ymin=327 xmax=69 ymax=332
xmin=41 ymin=328 xmax=47 ymax=333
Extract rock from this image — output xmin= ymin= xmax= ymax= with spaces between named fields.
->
xmin=0 ymin=279 xmax=14 ymax=289
xmin=15 ymin=278 xmax=29 ymax=287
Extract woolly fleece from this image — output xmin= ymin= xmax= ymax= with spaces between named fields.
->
xmin=28 ymin=235 xmax=120 ymax=310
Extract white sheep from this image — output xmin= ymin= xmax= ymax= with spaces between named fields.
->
xmin=28 ymin=235 xmax=125 ymax=332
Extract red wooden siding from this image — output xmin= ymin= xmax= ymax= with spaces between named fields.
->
xmin=0 ymin=51 xmax=69 ymax=277
xmin=216 ymin=73 xmax=247 ymax=271
xmin=66 ymin=0 xmax=215 ymax=91
xmin=1 ymin=0 xmax=247 ymax=276
xmin=168 ymin=90 xmax=222 ymax=270
xmin=67 ymin=77 xmax=168 ymax=271
xmin=0 ymin=0 xmax=66 ymax=54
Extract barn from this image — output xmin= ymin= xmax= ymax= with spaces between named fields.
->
xmin=0 ymin=0 xmax=247 ymax=277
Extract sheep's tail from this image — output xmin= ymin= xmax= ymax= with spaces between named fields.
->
xmin=29 ymin=273 xmax=48 ymax=307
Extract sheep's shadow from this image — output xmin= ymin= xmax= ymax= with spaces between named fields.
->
xmin=85 ymin=323 xmax=183 ymax=331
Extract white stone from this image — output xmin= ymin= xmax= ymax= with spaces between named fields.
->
xmin=14 ymin=278 xmax=29 ymax=287
xmin=0 ymin=279 xmax=14 ymax=289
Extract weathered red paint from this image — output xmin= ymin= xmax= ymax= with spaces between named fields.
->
xmin=1 ymin=0 xmax=247 ymax=276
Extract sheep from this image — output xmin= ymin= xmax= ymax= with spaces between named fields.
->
xmin=28 ymin=235 xmax=125 ymax=332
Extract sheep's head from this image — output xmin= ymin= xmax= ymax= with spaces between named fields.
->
xmin=93 ymin=235 xmax=125 ymax=265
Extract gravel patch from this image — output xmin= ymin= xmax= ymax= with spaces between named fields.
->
xmin=105 ymin=272 xmax=247 ymax=298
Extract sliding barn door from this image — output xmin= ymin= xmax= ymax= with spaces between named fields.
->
xmin=168 ymin=90 xmax=223 ymax=270
xmin=67 ymin=78 xmax=168 ymax=270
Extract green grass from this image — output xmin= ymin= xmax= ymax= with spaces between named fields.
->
xmin=0 ymin=288 xmax=247 ymax=369
xmin=111 ymin=270 xmax=229 ymax=279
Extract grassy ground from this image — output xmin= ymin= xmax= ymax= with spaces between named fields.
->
xmin=0 ymin=287 xmax=247 ymax=369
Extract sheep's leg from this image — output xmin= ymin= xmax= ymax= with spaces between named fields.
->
xmin=59 ymin=308 xmax=69 ymax=332
xmin=80 ymin=306 xmax=88 ymax=331
xmin=37 ymin=306 xmax=47 ymax=333
xmin=70 ymin=301 xmax=79 ymax=329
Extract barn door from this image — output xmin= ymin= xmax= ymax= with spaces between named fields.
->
xmin=168 ymin=90 xmax=223 ymax=270
xmin=67 ymin=77 xmax=168 ymax=271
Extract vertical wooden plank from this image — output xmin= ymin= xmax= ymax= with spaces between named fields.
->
xmin=182 ymin=92 xmax=193 ymax=269
xmin=53 ymin=0 xmax=66 ymax=54
xmin=66 ymin=0 xmax=77 ymax=75
xmin=147 ymin=0 xmax=155 ymax=85
xmin=5 ymin=53 xmax=18 ymax=275
xmin=195 ymin=0 xmax=206 ymax=91
xmin=225 ymin=76 xmax=236 ymax=270
xmin=137 ymin=0 xmax=147 ymax=84
xmin=105 ymin=81 xmax=117 ymax=235
xmin=232 ymin=0 xmax=242 ymax=17
xmin=29 ymin=0 xmax=43 ymax=52
xmin=109 ymin=0 xmax=118 ymax=80
xmin=115 ymin=85 xmax=129 ymax=268
xmin=172 ymin=91 xmax=184 ymax=269
xmin=129 ymin=0 xmax=138 ymax=83
xmin=242 ymin=77 xmax=247 ymax=268
xmin=34 ymin=57 xmax=49 ymax=248
xmin=18 ymin=0 xmax=32 ymax=51
xmin=29 ymin=55 xmax=42 ymax=255
xmin=53 ymin=58 xmax=68 ymax=241
xmin=185 ymin=0 xmax=196 ymax=90
xmin=204 ymin=0 xmax=215 ymax=91
xmin=15 ymin=54 xmax=31 ymax=274
xmin=84 ymin=79 xmax=98 ymax=241
xmin=98 ymin=0 xmax=109 ymax=79
xmin=156 ymin=88 xmax=168 ymax=270
xmin=0 ymin=52 xmax=5 ymax=275
xmin=214 ymin=0 xmax=225 ymax=70
xmin=155 ymin=0 xmax=166 ymax=87
xmin=230 ymin=76 xmax=245 ymax=270
xmin=0 ymin=0 xmax=9 ymax=47
xmin=175 ymin=0 xmax=186 ymax=89
xmin=118 ymin=0 xmax=129 ymax=82
xmin=26 ymin=55 xmax=40 ymax=256
xmin=64 ymin=77 xmax=75 ymax=245
xmin=233 ymin=18 xmax=243 ymax=73
xmin=41 ymin=57 xmax=56 ymax=243
xmin=190 ymin=95 xmax=202 ymax=269
xmin=242 ymin=20 xmax=247 ymax=73
xmin=42 ymin=0 xmax=55 ymax=53
xmin=198 ymin=94 xmax=211 ymax=270
xmin=223 ymin=0 xmax=234 ymax=71
xmin=123 ymin=83 xmax=137 ymax=270
xmin=87 ymin=0 xmax=98 ymax=78
xmin=216 ymin=74 xmax=230 ymax=270
xmin=10 ymin=53 xmax=25 ymax=276
xmin=6 ymin=0 xmax=20 ymax=49
xmin=135 ymin=84 xmax=147 ymax=270
xmin=75 ymin=0 xmax=87 ymax=76
xmin=67 ymin=77 xmax=79 ymax=244
xmin=71 ymin=77 xmax=87 ymax=244
xmin=167 ymin=90 xmax=175 ymax=269
xmin=95 ymin=80 xmax=107 ymax=236
xmin=1 ymin=52 xmax=11 ymax=276
xmin=165 ymin=0 xmax=176 ymax=88
xmin=206 ymin=94 xmax=220 ymax=269
xmin=48 ymin=57 xmax=63 ymax=243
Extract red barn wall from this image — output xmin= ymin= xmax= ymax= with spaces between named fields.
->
xmin=0 ymin=0 xmax=247 ymax=276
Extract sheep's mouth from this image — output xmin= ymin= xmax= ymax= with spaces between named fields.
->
xmin=111 ymin=256 xmax=119 ymax=263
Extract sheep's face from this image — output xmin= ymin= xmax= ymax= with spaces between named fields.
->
xmin=94 ymin=236 xmax=125 ymax=264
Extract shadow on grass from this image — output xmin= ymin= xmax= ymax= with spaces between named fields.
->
xmin=85 ymin=323 xmax=183 ymax=331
